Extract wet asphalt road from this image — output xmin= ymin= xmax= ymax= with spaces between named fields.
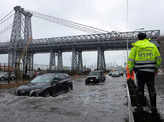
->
xmin=0 ymin=75 xmax=128 ymax=122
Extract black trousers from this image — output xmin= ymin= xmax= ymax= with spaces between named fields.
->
xmin=136 ymin=71 xmax=156 ymax=108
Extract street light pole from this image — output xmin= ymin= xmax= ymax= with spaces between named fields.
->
xmin=126 ymin=0 xmax=128 ymax=27
xmin=126 ymin=0 xmax=129 ymax=63
xmin=126 ymin=34 xmax=129 ymax=62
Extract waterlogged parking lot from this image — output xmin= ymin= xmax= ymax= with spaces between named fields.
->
xmin=0 ymin=75 xmax=128 ymax=122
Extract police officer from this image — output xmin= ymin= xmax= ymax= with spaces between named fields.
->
xmin=128 ymin=32 xmax=161 ymax=113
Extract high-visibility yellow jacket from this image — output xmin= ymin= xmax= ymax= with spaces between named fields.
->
xmin=128 ymin=39 xmax=161 ymax=72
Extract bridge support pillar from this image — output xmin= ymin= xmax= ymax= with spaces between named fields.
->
xmin=49 ymin=51 xmax=56 ymax=70
xmin=23 ymin=10 xmax=33 ymax=73
xmin=57 ymin=51 xmax=63 ymax=71
xmin=72 ymin=49 xmax=77 ymax=71
xmin=23 ymin=53 xmax=34 ymax=72
xmin=77 ymin=50 xmax=83 ymax=72
xmin=97 ymin=48 xmax=106 ymax=71
xmin=8 ymin=6 xmax=33 ymax=73
xmin=27 ymin=53 xmax=34 ymax=71
xmin=8 ymin=6 xmax=23 ymax=68
xmin=72 ymin=49 xmax=83 ymax=72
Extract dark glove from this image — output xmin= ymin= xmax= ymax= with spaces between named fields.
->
xmin=129 ymin=70 xmax=133 ymax=76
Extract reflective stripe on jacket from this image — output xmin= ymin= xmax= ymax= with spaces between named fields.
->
xmin=128 ymin=39 xmax=161 ymax=72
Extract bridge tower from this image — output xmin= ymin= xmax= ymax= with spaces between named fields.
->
xmin=8 ymin=6 xmax=23 ymax=68
xmin=23 ymin=11 xmax=33 ymax=71
xmin=72 ymin=49 xmax=83 ymax=72
xmin=8 ymin=6 xmax=33 ymax=72
xmin=97 ymin=48 xmax=106 ymax=71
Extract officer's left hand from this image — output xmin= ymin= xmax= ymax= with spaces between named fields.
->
xmin=129 ymin=70 xmax=133 ymax=76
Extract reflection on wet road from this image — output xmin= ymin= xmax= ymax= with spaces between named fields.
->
xmin=0 ymin=75 xmax=128 ymax=122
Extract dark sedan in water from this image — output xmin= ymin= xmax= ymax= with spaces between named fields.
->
xmin=85 ymin=70 xmax=105 ymax=85
xmin=16 ymin=73 xmax=73 ymax=97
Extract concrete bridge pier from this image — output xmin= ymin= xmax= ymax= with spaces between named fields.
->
xmin=97 ymin=48 xmax=106 ymax=71
xmin=77 ymin=50 xmax=83 ymax=72
xmin=72 ymin=49 xmax=77 ymax=71
xmin=57 ymin=51 xmax=63 ymax=71
xmin=72 ymin=49 xmax=83 ymax=72
xmin=49 ymin=51 xmax=56 ymax=70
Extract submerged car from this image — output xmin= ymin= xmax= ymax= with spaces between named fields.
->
xmin=0 ymin=72 xmax=16 ymax=81
xmin=108 ymin=71 xmax=113 ymax=76
xmin=85 ymin=70 xmax=105 ymax=85
xmin=111 ymin=71 xmax=121 ymax=77
xmin=16 ymin=73 xmax=73 ymax=97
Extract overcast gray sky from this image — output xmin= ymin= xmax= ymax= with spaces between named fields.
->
xmin=0 ymin=0 xmax=164 ymax=67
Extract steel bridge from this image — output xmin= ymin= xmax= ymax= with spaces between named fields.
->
xmin=0 ymin=6 xmax=160 ymax=71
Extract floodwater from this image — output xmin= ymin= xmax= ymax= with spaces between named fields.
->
xmin=0 ymin=75 xmax=128 ymax=122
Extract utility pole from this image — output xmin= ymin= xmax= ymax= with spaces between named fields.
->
xmin=126 ymin=0 xmax=129 ymax=63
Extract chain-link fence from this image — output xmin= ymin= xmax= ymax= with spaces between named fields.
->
xmin=0 ymin=63 xmax=92 ymax=85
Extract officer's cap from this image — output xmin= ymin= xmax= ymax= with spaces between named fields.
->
xmin=138 ymin=32 xmax=147 ymax=40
